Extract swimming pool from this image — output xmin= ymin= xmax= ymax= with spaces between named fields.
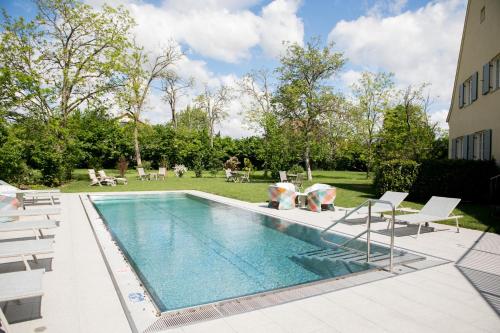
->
xmin=90 ymin=193 xmax=389 ymax=312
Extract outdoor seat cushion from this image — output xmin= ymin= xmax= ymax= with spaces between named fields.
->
xmin=307 ymin=187 xmax=336 ymax=212
xmin=268 ymin=186 xmax=297 ymax=210
xmin=0 ymin=195 xmax=20 ymax=223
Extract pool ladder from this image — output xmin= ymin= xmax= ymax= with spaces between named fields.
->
xmin=320 ymin=199 xmax=396 ymax=272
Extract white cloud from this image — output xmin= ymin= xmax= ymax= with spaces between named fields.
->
xmin=123 ymin=0 xmax=303 ymax=64
xmin=329 ymin=0 xmax=466 ymax=107
xmin=430 ymin=108 xmax=449 ymax=130
xmin=84 ymin=0 xmax=302 ymax=137
xmin=259 ymin=0 xmax=304 ymax=58
xmin=367 ymin=0 xmax=409 ymax=17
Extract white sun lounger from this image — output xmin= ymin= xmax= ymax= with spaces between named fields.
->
xmin=0 ymin=269 xmax=45 ymax=332
xmin=339 ymin=191 xmax=409 ymax=220
xmin=0 ymin=207 xmax=60 ymax=220
xmin=394 ymin=196 xmax=462 ymax=238
xmin=0 ymin=220 xmax=59 ymax=239
xmin=0 ymin=239 xmax=54 ymax=270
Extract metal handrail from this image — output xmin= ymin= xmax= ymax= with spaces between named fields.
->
xmin=320 ymin=199 xmax=396 ymax=272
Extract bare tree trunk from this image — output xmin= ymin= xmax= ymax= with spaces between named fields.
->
xmin=305 ymin=144 xmax=312 ymax=181
xmin=133 ymin=125 xmax=142 ymax=167
xmin=171 ymin=103 xmax=177 ymax=128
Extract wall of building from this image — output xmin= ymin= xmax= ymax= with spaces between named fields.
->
xmin=448 ymin=0 xmax=500 ymax=164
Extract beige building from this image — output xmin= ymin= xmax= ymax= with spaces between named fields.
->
xmin=447 ymin=0 xmax=500 ymax=163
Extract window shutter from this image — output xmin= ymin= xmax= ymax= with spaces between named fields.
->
xmin=459 ymin=83 xmax=464 ymax=108
xmin=482 ymin=129 xmax=492 ymax=160
xmin=451 ymin=138 xmax=457 ymax=159
xmin=483 ymin=63 xmax=490 ymax=95
xmin=471 ymin=72 xmax=478 ymax=102
xmin=467 ymin=134 xmax=474 ymax=159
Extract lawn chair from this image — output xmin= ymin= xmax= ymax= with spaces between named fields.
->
xmin=225 ymin=169 xmax=235 ymax=182
xmin=98 ymin=170 xmax=127 ymax=185
xmin=158 ymin=167 xmax=167 ymax=180
xmin=279 ymin=171 xmax=288 ymax=182
xmin=137 ymin=167 xmax=150 ymax=181
xmin=393 ymin=196 xmax=462 ymax=238
xmin=88 ymin=169 xmax=115 ymax=186
xmin=340 ymin=191 xmax=409 ymax=219
xmin=240 ymin=170 xmax=250 ymax=183
xmin=291 ymin=173 xmax=304 ymax=190
xmin=0 ymin=269 xmax=45 ymax=332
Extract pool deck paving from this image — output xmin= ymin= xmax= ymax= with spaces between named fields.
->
xmin=1 ymin=191 xmax=499 ymax=333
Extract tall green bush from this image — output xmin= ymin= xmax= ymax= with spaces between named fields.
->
xmin=411 ymin=159 xmax=499 ymax=202
xmin=373 ymin=160 xmax=419 ymax=196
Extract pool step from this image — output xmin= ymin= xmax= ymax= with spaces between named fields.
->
xmin=292 ymin=247 xmax=425 ymax=275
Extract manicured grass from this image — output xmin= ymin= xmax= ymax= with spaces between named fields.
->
xmin=61 ymin=169 xmax=499 ymax=234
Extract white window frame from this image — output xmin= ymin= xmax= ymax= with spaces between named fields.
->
xmin=463 ymin=77 xmax=471 ymax=106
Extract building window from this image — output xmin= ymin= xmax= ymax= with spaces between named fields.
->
xmin=473 ymin=132 xmax=483 ymax=160
xmin=463 ymin=77 xmax=471 ymax=105
xmin=456 ymin=137 xmax=463 ymax=159
xmin=480 ymin=6 xmax=485 ymax=23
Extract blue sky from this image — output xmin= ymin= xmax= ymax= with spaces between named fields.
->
xmin=1 ymin=0 xmax=466 ymax=137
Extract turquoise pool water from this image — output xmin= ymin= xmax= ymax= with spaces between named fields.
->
xmin=91 ymin=193 xmax=377 ymax=311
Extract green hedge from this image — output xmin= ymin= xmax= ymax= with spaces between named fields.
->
xmin=373 ymin=160 xmax=419 ymax=196
xmin=411 ymin=159 xmax=499 ymax=202
xmin=374 ymin=159 xmax=499 ymax=203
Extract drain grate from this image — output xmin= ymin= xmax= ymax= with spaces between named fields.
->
xmin=143 ymin=269 xmax=395 ymax=332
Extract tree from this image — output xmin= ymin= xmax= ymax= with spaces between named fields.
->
xmin=195 ymin=84 xmax=233 ymax=148
xmin=161 ymin=72 xmax=193 ymax=128
xmin=377 ymin=84 xmax=436 ymax=161
xmin=117 ymin=42 xmax=182 ymax=167
xmin=177 ymin=105 xmax=209 ymax=132
xmin=351 ymin=71 xmax=394 ymax=177
xmin=274 ymin=38 xmax=345 ymax=180
xmin=0 ymin=0 xmax=134 ymax=123
xmin=238 ymin=69 xmax=275 ymax=175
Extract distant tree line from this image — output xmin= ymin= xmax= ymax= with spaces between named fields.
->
xmin=0 ymin=0 xmax=447 ymax=185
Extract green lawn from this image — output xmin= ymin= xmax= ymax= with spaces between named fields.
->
xmin=60 ymin=169 xmax=499 ymax=234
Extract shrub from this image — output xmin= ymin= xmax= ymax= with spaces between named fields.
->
xmin=117 ymin=156 xmax=129 ymax=177
xmin=193 ymin=156 xmax=203 ymax=178
xmin=224 ymin=156 xmax=240 ymax=171
xmin=288 ymin=164 xmax=305 ymax=175
xmin=243 ymin=158 xmax=253 ymax=172
xmin=0 ymin=136 xmax=29 ymax=184
xmin=411 ymin=159 xmax=499 ymax=202
xmin=373 ymin=160 xmax=419 ymax=196
xmin=173 ymin=164 xmax=187 ymax=177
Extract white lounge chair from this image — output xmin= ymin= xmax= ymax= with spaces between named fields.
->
xmin=394 ymin=196 xmax=462 ymax=238
xmin=0 ymin=269 xmax=45 ymax=332
xmin=341 ymin=191 xmax=409 ymax=217
xmin=0 ymin=220 xmax=59 ymax=239
xmin=0 ymin=239 xmax=54 ymax=270
xmin=16 ymin=190 xmax=61 ymax=207
xmin=158 ymin=167 xmax=167 ymax=180
xmin=0 ymin=207 xmax=60 ymax=220
xmin=98 ymin=170 xmax=127 ymax=185
xmin=88 ymin=169 xmax=115 ymax=186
